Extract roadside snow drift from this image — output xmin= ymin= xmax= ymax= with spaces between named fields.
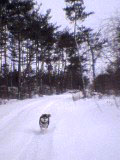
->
xmin=0 ymin=94 xmax=120 ymax=160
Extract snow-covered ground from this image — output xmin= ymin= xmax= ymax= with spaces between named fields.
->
xmin=0 ymin=94 xmax=120 ymax=160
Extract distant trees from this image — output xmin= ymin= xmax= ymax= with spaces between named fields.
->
xmin=81 ymin=27 xmax=106 ymax=86
xmin=0 ymin=0 xmax=120 ymax=100
xmin=55 ymin=29 xmax=76 ymax=91
xmin=94 ymin=14 xmax=120 ymax=94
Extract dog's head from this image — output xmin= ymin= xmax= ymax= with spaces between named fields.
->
xmin=40 ymin=114 xmax=51 ymax=119
xmin=39 ymin=114 xmax=51 ymax=128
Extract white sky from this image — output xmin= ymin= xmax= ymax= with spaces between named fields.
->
xmin=37 ymin=0 xmax=120 ymax=31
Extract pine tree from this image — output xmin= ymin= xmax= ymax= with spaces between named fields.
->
xmin=0 ymin=0 xmax=9 ymax=98
xmin=64 ymin=0 xmax=93 ymax=96
xmin=7 ymin=0 xmax=34 ymax=99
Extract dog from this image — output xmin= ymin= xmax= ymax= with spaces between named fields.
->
xmin=39 ymin=114 xmax=51 ymax=130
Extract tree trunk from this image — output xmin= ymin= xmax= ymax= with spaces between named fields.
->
xmin=74 ymin=12 xmax=86 ymax=97
xmin=18 ymin=34 xmax=21 ymax=99
xmin=4 ymin=25 xmax=9 ymax=98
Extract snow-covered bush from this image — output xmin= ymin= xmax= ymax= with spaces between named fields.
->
xmin=72 ymin=91 xmax=84 ymax=101
xmin=0 ymin=98 xmax=8 ymax=105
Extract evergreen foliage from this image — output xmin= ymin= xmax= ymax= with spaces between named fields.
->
xmin=0 ymin=0 xmax=119 ymax=99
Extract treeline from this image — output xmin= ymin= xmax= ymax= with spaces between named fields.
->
xmin=0 ymin=0 xmax=120 ymax=99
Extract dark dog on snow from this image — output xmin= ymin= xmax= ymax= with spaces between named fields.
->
xmin=39 ymin=114 xmax=51 ymax=130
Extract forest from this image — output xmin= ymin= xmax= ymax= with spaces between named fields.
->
xmin=0 ymin=0 xmax=120 ymax=99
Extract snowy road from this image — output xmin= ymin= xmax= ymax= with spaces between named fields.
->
xmin=0 ymin=96 xmax=60 ymax=160
xmin=0 ymin=94 xmax=120 ymax=160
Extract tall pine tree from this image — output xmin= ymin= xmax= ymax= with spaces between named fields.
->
xmin=64 ymin=0 xmax=93 ymax=96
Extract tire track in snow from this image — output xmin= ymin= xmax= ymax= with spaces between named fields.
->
xmin=15 ymin=99 xmax=60 ymax=160
xmin=0 ymin=98 xmax=46 ymax=130
xmin=0 ymin=96 xmax=60 ymax=160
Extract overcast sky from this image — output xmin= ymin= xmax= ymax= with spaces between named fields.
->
xmin=37 ymin=0 xmax=120 ymax=30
